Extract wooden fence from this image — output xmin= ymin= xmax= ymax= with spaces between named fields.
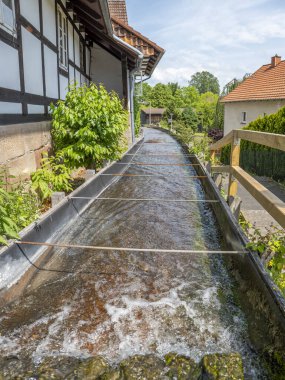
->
xmin=210 ymin=130 xmax=285 ymax=229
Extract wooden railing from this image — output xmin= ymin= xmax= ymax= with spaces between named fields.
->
xmin=210 ymin=130 xmax=285 ymax=229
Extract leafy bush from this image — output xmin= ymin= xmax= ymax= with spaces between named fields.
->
xmin=241 ymin=218 xmax=285 ymax=296
xmin=51 ymin=83 xmax=129 ymax=169
xmin=31 ymin=154 xmax=72 ymax=201
xmin=0 ymin=169 xmax=40 ymax=245
xmin=134 ymin=95 xmax=141 ymax=137
xmin=181 ymin=107 xmax=199 ymax=132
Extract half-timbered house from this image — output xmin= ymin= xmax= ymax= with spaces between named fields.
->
xmin=0 ymin=0 xmax=164 ymax=176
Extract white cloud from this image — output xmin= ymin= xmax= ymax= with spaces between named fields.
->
xmin=128 ymin=0 xmax=285 ymax=88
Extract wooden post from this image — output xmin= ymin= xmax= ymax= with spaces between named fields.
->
xmin=228 ymin=131 xmax=240 ymax=200
xmin=210 ymin=150 xmax=216 ymax=162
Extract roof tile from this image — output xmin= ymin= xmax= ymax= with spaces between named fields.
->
xmin=221 ymin=60 xmax=285 ymax=102
xmin=108 ymin=0 xmax=128 ymax=24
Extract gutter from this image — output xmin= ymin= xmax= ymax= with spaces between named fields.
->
xmin=112 ymin=34 xmax=144 ymax=143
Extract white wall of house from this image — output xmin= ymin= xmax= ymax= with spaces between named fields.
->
xmin=0 ymin=0 xmax=91 ymax=125
xmin=223 ymin=100 xmax=285 ymax=135
xmin=90 ymin=43 xmax=123 ymax=98
xmin=0 ymin=0 xmax=91 ymax=176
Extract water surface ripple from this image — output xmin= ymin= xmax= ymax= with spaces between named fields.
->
xmin=0 ymin=128 xmax=265 ymax=378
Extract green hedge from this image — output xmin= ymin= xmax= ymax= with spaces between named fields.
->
xmin=221 ymin=107 xmax=285 ymax=180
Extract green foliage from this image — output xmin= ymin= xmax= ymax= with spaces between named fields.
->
xmin=51 ymin=83 xmax=129 ymax=169
xmin=213 ymin=101 xmax=224 ymax=130
xmin=221 ymin=106 xmax=285 ymax=180
xmin=149 ymin=83 xmax=173 ymax=108
xmin=31 ymin=154 xmax=72 ymax=201
xmin=175 ymin=122 xmax=195 ymax=146
xmin=0 ymin=168 xmax=40 ymax=246
xmin=0 ymin=171 xmax=19 ymax=245
xmin=138 ymin=80 xmax=221 ymax=134
xmin=189 ymin=134 xmax=212 ymax=161
xmin=189 ymin=71 xmax=220 ymax=95
xmin=133 ymin=95 xmax=141 ymax=137
xmin=241 ymin=219 xmax=285 ymax=296
xmin=196 ymin=92 xmax=220 ymax=130
xmin=181 ymin=107 xmax=199 ymax=132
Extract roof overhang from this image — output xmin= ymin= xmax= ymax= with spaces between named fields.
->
xmin=68 ymin=0 xmax=141 ymax=72
xmin=111 ymin=17 xmax=165 ymax=77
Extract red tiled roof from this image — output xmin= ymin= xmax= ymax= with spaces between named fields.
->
xmin=108 ymin=0 xmax=128 ymax=24
xmin=221 ymin=59 xmax=285 ymax=103
xmin=112 ymin=17 xmax=165 ymax=76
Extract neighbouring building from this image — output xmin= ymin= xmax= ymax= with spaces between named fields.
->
xmin=141 ymin=108 xmax=166 ymax=126
xmin=221 ymin=55 xmax=285 ymax=135
xmin=0 ymin=0 xmax=164 ymax=178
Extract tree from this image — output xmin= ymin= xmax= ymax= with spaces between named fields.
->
xmin=189 ymin=71 xmax=220 ymax=95
xmin=168 ymin=82 xmax=180 ymax=96
xmin=181 ymin=107 xmax=199 ymax=132
xmin=149 ymin=83 xmax=173 ymax=108
xmin=196 ymin=92 xmax=219 ymax=130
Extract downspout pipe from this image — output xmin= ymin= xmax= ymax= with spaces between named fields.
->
xmin=112 ymin=34 xmax=144 ymax=143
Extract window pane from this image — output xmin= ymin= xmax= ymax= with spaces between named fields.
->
xmin=3 ymin=0 xmax=14 ymax=28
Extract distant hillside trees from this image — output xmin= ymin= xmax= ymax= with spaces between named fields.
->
xmin=137 ymin=74 xmax=222 ymax=132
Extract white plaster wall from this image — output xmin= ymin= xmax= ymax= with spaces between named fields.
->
xmin=224 ymin=100 xmax=285 ymax=135
xmin=20 ymin=0 xmax=40 ymax=31
xmin=0 ymin=41 xmax=20 ymax=91
xmin=28 ymin=104 xmax=45 ymax=114
xmin=69 ymin=65 xmax=75 ymax=83
xmin=44 ymin=46 xmax=58 ymax=99
xmin=68 ymin=21 xmax=74 ymax=62
xmin=42 ymin=0 xmax=57 ymax=45
xmin=60 ymin=75 xmax=69 ymax=99
xmin=0 ymin=102 xmax=22 ymax=114
xmin=22 ymin=27 xmax=43 ymax=96
xmin=75 ymin=70 xmax=80 ymax=86
xmin=74 ymin=32 xmax=80 ymax=67
xmin=90 ymin=43 xmax=123 ymax=98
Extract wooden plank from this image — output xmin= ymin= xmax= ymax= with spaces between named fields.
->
xmin=237 ymin=130 xmax=285 ymax=152
xmin=228 ymin=132 xmax=240 ymax=198
xmin=211 ymin=165 xmax=230 ymax=173
xmin=210 ymin=131 xmax=233 ymax=151
xmin=231 ymin=166 xmax=285 ymax=229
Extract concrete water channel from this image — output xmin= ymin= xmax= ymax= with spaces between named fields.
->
xmin=0 ymin=128 xmax=284 ymax=378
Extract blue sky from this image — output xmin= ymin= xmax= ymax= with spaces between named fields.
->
xmin=127 ymin=0 xmax=285 ymax=90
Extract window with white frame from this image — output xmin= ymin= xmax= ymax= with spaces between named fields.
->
xmin=57 ymin=8 xmax=68 ymax=70
xmin=0 ymin=0 xmax=16 ymax=34
xmin=241 ymin=111 xmax=247 ymax=124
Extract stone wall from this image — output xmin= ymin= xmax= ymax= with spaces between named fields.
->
xmin=0 ymin=121 xmax=51 ymax=179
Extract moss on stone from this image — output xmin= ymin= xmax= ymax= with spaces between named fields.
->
xmin=70 ymin=356 xmax=110 ymax=379
xmin=120 ymin=355 xmax=167 ymax=380
xmin=201 ymin=353 xmax=244 ymax=380
xmin=164 ymin=352 xmax=200 ymax=379
xmin=98 ymin=367 xmax=122 ymax=380
xmin=262 ymin=350 xmax=285 ymax=380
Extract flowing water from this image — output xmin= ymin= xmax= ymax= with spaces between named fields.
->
xmin=0 ymin=128 xmax=267 ymax=378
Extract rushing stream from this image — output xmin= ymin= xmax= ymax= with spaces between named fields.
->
xmin=0 ymin=128 xmax=268 ymax=378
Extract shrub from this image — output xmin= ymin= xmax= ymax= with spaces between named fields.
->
xmin=31 ymin=154 xmax=72 ymax=201
xmin=0 ymin=168 xmax=40 ymax=245
xmin=51 ymin=83 xmax=129 ymax=169
xmin=241 ymin=219 xmax=285 ymax=296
